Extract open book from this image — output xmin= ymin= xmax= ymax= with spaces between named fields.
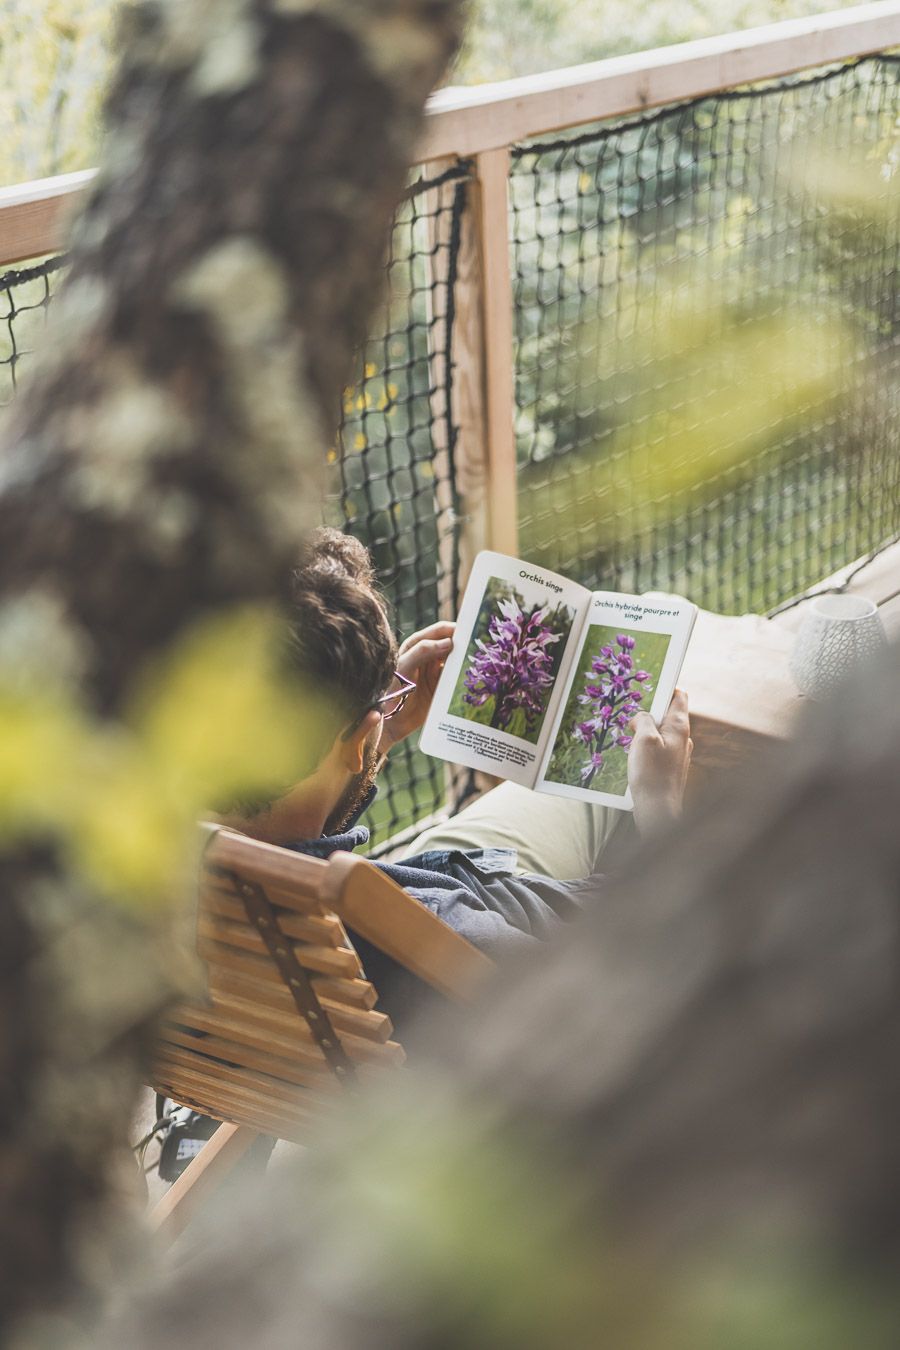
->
xmin=419 ymin=551 xmax=697 ymax=810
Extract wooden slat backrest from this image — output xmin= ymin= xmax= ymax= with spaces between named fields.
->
xmin=151 ymin=827 xmax=494 ymax=1145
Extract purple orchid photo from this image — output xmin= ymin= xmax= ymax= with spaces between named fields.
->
xmin=570 ymin=633 xmax=653 ymax=788
xmin=450 ymin=579 xmax=574 ymax=743
xmin=545 ymin=623 xmax=670 ymax=794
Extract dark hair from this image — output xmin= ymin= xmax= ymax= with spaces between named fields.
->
xmin=286 ymin=528 xmax=397 ymax=742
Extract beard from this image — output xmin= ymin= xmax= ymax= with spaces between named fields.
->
xmin=324 ymin=739 xmax=381 ymax=836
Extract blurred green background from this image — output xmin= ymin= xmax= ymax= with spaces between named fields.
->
xmin=0 ymin=1 xmax=870 ymax=185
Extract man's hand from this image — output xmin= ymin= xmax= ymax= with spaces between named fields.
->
xmin=627 ymin=689 xmax=692 ymax=834
xmin=378 ymin=621 xmax=454 ymax=751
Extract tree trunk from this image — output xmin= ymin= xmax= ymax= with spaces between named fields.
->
xmin=0 ymin=0 xmax=461 ymax=1335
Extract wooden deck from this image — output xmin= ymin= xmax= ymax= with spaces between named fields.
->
xmin=682 ymin=539 xmax=900 ymax=779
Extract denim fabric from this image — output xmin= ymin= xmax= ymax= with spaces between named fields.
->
xmin=284 ymin=791 xmax=605 ymax=1036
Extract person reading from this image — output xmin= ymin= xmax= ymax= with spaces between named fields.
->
xmin=218 ymin=529 xmax=692 ymax=1032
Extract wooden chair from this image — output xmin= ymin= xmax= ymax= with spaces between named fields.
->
xmin=149 ymin=826 xmax=494 ymax=1240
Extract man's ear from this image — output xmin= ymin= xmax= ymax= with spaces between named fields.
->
xmin=337 ymin=709 xmax=382 ymax=773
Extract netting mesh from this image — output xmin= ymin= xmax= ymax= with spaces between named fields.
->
xmin=0 ymin=256 xmax=66 ymax=405
xmin=326 ymin=163 xmax=470 ymax=844
xmin=511 ymin=54 xmax=900 ymax=612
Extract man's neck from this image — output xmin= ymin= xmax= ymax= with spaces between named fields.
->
xmin=219 ymin=774 xmax=335 ymax=846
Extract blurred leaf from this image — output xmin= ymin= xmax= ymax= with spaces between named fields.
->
xmin=522 ymin=284 xmax=852 ymax=562
xmin=0 ymin=605 xmax=336 ymax=907
xmin=0 ymin=688 xmax=84 ymax=837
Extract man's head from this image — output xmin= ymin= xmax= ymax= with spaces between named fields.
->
xmin=287 ymin=528 xmax=398 ymax=732
xmin=283 ymin=528 xmax=398 ymax=831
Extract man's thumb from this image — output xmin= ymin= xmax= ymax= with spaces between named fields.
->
xmin=630 ymin=710 xmax=656 ymax=738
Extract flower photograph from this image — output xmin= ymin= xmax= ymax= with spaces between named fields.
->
xmin=448 ymin=576 xmax=574 ymax=743
xmin=545 ymin=624 xmax=671 ymax=793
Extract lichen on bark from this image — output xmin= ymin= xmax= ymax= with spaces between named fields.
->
xmin=0 ymin=0 xmax=462 ymax=1336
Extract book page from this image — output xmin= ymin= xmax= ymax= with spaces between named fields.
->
xmin=536 ymin=593 xmax=697 ymax=809
xmin=419 ymin=551 xmax=590 ymax=786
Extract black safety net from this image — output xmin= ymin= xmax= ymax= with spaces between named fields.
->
xmin=0 ymin=256 xmax=66 ymax=405
xmin=327 ymin=162 xmax=470 ymax=844
xmin=510 ymin=54 xmax=900 ymax=613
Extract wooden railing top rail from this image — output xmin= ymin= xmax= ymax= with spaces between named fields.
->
xmin=2 ymin=2 xmax=900 ymax=266
xmin=421 ymin=0 xmax=900 ymax=159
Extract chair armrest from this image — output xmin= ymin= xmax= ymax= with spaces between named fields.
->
xmin=322 ymin=852 xmax=495 ymax=1004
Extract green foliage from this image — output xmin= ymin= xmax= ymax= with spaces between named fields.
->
xmin=455 ymin=1 xmax=869 ymax=84
xmin=306 ymin=1080 xmax=900 ymax=1350
xmin=0 ymin=0 xmax=115 ymax=183
xmin=0 ymin=2 xmax=870 ymax=184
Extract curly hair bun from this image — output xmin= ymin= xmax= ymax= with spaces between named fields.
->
xmin=295 ymin=527 xmax=376 ymax=588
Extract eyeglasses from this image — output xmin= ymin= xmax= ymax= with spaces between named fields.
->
xmin=342 ymin=670 xmax=416 ymax=740
xmin=375 ymin=670 xmax=416 ymax=720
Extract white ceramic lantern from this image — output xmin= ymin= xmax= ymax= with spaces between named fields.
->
xmin=790 ymin=593 xmax=887 ymax=700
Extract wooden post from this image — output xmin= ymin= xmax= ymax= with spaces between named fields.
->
xmin=446 ymin=163 xmax=491 ymax=589
xmin=420 ymin=150 xmax=518 ymax=809
xmin=149 ymin=1122 xmax=261 ymax=1244
xmin=422 ymin=149 xmax=519 ymax=598
xmin=422 ymin=159 xmax=464 ymax=621
xmin=427 ymin=149 xmax=520 ymax=592
xmin=473 ymin=146 xmax=518 ymax=561
xmin=422 ymin=159 xmax=494 ymax=808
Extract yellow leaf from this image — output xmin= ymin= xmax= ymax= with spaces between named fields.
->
xmin=69 ymin=750 xmax=187 ymax=904
xmin=0 ymin=690 xmax=84 ymax=838
xmin=130 ymin=607 xmax=332 ymax=811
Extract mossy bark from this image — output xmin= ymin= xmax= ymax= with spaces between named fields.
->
xmin=0 ymin=0 xmax=461 ymax=1335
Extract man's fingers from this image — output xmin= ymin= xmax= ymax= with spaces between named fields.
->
xmin=396 ymin=635 xmax=453 ymax=676
xmin=630 ymin=709 xmax=658 ymax=741
xmin=398 ymin=621 xmax=455 ymax=655
xmin=660 ymin=688 xmax=690 ymax=738
xmin=667 ymin=687 xmax=689 ymax=716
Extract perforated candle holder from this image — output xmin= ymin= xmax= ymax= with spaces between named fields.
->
xmin=790 ymin=594 xmax=887 ymax=700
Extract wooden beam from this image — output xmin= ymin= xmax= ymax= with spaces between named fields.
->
xmin=0 ymin=170 xmax=94 ymax=267
xmin=419 ymin=1 xmax=900 ymax=159
xmin=473 ymin=147 xmax=518 ymax=558
xmin=421 ymin=158 xmax=462 ymax=621
xmin=449 ymin=165 xmax=491 ymax=589
xmin=148 ymin=1122 xmax=261 ymax=1245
